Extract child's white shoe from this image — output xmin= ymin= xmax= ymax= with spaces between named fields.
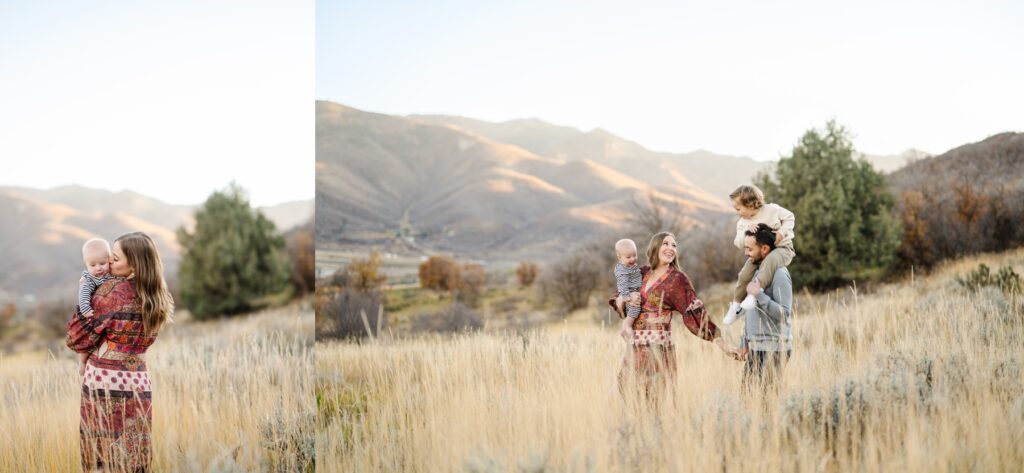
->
xmin=723 ymin=301 xmax=742 ymax=325
xmin=739 ymin=294 xmax=757 ymax=311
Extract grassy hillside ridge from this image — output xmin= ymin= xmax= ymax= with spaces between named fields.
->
xmin=890 ymin=132 xmax=1023 ymax=192
xmin=888 ymin=132 xmax=1024 ymax=268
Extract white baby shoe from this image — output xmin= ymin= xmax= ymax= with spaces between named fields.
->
xmin=739 ymin=294 xmax=757 ymax=311
xmin=723 ymin=301 xmax=742 ymax=325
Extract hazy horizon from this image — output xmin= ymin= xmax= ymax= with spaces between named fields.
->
xmin=319 ymin=99 xmax=950 ymax=159
xmin=0 ymin=1 xmax=315 ymax=207
xmin=318 ymin=0 xmax=1023 ymax=161
xmin=0 ymin=182 xmax=312 ymax=207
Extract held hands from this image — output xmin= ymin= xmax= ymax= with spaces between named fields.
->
xmin=83 ymin=310 xmax=94 ymax=318
xmin=713 ymin=337 xmax=741 ymax=361
xmin=735 ymin=348 xmax=750 ymax=361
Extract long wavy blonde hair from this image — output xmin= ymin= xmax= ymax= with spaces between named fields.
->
xmin=115 ymin=232 xmax=174 ymax=336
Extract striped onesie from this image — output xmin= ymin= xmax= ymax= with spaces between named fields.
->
xmin=615 ymin=262 xmax=642 ymax=318
xmin=79 ymin=270 xmax=113 ymax=315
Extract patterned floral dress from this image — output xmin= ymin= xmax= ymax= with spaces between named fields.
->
xmin=612 ymin=266 xmax=719 ymax=399
xmin=67 ymin=278 xmax=158 ymax=472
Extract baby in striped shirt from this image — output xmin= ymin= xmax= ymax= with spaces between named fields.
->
xmin=76 ymin=238 xmax=113 ymax=368
xmin=614 ymin=239 xmax=642 ymax=320
xmin=80 ymin=238 xmax=114 ymax=318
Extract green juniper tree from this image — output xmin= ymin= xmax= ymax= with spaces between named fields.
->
xmin=177 ymin=184 xmax=290 ymax=318
xmin=756 ymin=120 xmax=902 ymax=290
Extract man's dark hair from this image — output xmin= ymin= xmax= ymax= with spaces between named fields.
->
xmin=745 ymin=223 xmax=777 ymax=250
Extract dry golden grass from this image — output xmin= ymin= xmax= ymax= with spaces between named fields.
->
xmin=317 ymin=250 xmax=1024 ymax=472
xmin=0 ymin=301 xmax=314 ymax=472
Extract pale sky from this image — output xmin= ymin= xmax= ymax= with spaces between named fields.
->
xmin=0 ymin=1 xmax=314 ymax=207
xmin=318 ymin=0 xmax=1023 ymax=160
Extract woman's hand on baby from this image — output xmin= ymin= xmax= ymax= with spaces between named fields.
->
xmin=628 ymin=292 xmax=641 ymax=306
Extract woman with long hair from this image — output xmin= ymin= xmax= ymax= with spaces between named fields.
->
xmin=67 ymin=231 xmax=173 ymax=472
xmin=613 ymin=232 xmax=738 ymax=402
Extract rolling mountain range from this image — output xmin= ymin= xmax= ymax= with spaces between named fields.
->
xmin=316 ymin=100 xmax=976 ymax=262
xmin=316 ymin=101 xmax=763 ymax=260
xmin=0 ymin=185 xmax=313 ymax=300
xmin=407 ymin=113 xmax=771 ymax=202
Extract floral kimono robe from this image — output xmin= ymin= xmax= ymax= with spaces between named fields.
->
xmin=611 ymin=266 xmax=719 ymax=398
xmin=67 ymin=278 xmax=158 ymax=473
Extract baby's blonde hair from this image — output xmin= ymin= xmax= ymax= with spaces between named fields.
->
xmin=729 ymin=185 xmax=765 ymax=210
xmin=615 ymin=239 xmax=637 ymax=256
xmin=82 ymin=238 xmax=111 ymax=258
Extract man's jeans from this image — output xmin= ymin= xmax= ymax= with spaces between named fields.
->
xmin=742 ymin=350 xmax=791 ymax=395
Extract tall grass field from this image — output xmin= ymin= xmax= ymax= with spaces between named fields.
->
xmin=317 ymin=251 xmax=1024 ymax=472
xmin=0 ymin=302 xmax=315 ymax=472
